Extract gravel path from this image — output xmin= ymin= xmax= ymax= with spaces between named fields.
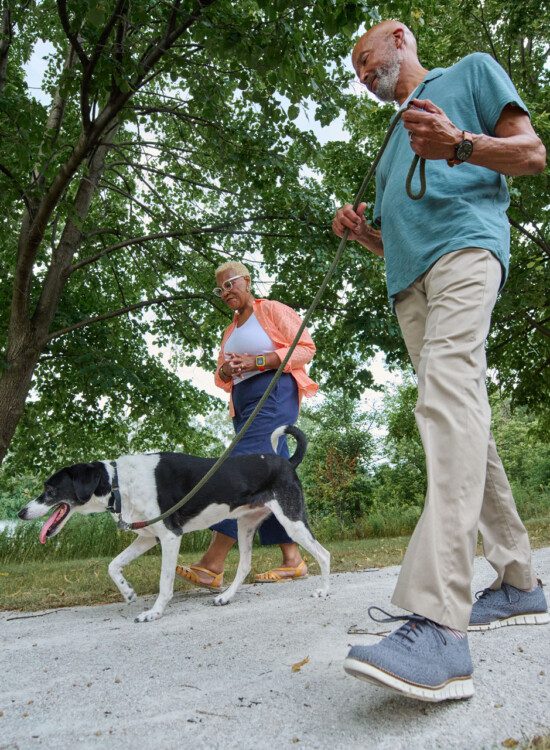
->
xmin=1 ymin=547 xmax=549 ymax=750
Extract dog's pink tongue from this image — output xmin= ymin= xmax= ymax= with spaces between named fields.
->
xmin=39 ymin=506 xmax=65 ymax=545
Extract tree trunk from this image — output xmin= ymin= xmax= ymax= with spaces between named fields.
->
xmin=0 ymin=338 xmax=42 ymax=466
xmin=0 ymin=127 xmax=119 ymax=468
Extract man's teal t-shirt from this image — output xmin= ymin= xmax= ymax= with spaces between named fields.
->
xmin=373 ymin=53 xmax=529 ymax=303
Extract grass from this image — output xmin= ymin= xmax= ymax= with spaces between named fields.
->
xmin=0 ymin=513 xmax=214 ymax=563
xmin=1 ymin=518 xmax=548 ymax=612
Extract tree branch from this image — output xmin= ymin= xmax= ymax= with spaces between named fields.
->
xmin=33 ymin=45 xmax=78 ymax=188
xmin=471 ymin=7 xmax=500 ymax=64
xmin=10 ymin=0 xmax=219 ymax=337
xmin=0 ymin=162 xmax=32 ymax=212
xmin=56 ymin=0 xmax=89 ymax=67
xmin=525 ymin=313 xmax=550 ymax=338
xmin=86 ymin=0 xmax=127 ymax=79
xmin=95 ymin=0 xmax=218 ymax=124
xmin=46 ymin=292 xmax=210 ymax=341
xmin=509 ymin=217 xmax=550 ymax=257
xmin=81 ymin=0 xmax=129 ymax=131
xmin=32 ymin=123 xmax=121 ymax=339
xmin=107 ymin=159 xmax=237 ymax=195
xmin=130 ymin=104 xmax=221 ymax=130
xmin=70 ymin=214 xmax=300 ymax=272
xmin=0 ymin=3 xmax=13 ymax=95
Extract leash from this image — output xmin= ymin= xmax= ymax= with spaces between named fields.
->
xmin=120 ymin=103 xmax=424 ymax=532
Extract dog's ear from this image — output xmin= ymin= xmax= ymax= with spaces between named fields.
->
xmin=69 ymin=463 xmax=103 ymax=503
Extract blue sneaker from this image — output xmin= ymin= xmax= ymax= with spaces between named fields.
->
xmin=469 ymin=579 xmax=549 ymax=631
xmin=344 ymin=608 xmax=474 ymax=703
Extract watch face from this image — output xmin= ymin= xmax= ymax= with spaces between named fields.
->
xmin=256 ymin=355 xmax=266 ymax=366
xmin=456 ymin=139 xmax=473 ymax=161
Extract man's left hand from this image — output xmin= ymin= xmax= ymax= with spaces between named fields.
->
xmin=401 ymin=98 xmax=462 ymax=160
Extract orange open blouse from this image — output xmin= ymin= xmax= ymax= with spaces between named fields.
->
xmin=214 ymin=298 xmax=319 ymax=416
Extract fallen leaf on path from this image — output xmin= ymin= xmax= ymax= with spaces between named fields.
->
xmin=502 ymin=740 xmax=519 ymax=748
xmin=196 ymin=709 xmax=233 ymax=719
xmin=291 ymin=657 xmax=310 ymax=672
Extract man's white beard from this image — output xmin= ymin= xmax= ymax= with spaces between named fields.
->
xmin=373 ymin=48 xmax=401 ymax=102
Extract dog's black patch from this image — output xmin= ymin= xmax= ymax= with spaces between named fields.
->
xmin=18 ymin=462 xmax=111 ymax=519
xmin=154 ymin=426 xmax=309 ymax=534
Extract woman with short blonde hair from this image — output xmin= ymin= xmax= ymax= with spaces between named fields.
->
xmin=176 ymin=260 xmax=318 ymax=588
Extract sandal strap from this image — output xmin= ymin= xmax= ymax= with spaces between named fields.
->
xmin=176 ymin=565 xmax=223 ymax=588
xmin=255 ymin=560 xmax=307 ymax=582
xmin=256 ymin=569 xmax=284 ymax=582
xmin=273 ymin=561 xmax=307 ymax=572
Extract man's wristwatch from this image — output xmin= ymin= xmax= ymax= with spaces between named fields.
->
xmin=255 ymin=355 xmax=267 ymax=372
xmin=447 ymin=130 xmax=474 ymax=167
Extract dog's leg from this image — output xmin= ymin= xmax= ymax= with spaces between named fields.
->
xmin=213 ymin=511 xmax=268 ymax=606
xmin=108 ymin=534 xmax=158 ymax=604
xmin=135 ymin=531 xmax=182 ymax=623
xmin=268 ymin=500 xmax=331 ymax=598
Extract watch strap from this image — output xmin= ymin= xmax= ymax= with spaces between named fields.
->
xmin=447 ymin=130 xmax=473 ymax=167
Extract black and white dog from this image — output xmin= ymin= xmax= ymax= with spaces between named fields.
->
xmin=18 ymin=425 xmax=330 ymax=622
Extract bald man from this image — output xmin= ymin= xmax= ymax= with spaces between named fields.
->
xmin=333 ymin=20 xmax=548 ymax=702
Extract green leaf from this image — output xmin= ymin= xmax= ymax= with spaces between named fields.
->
xmin=288 ymin=104 xmax=300 ymax=120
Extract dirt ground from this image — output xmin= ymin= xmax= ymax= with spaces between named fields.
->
xmin=1 ymin=548 xmax=549 ymax=749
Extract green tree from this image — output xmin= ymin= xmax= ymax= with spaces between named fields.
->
xmin=369 ymin=378 xmax=549 ymax=524
xmin=298 ymin=393 xmax=377 ymax=534
xmin=0 ymin=0 xmax=376 ymax=470
xmin=489 ymin=390 xmax=550 ymax=518
xmin=369 ymin=379 xmax=426 ymax=511
xmin=1 ymin=0 xmax=548 ymax=478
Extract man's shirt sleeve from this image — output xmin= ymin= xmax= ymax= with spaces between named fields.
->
xmin=470 ymin=52 xmax=530 ymax=135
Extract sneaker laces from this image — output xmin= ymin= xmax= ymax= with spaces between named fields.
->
xmin=474 ymin=583 xmax=520 ymax=604
xmin=367 ymin=606 xmax=447 ymax=646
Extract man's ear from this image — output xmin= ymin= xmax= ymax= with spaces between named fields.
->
xmin=70 ymin=463 xmax=102 ymax=503
xmin=393 ymin=27 xmax=405 ymax=49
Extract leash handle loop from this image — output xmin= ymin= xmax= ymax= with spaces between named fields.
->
xmin=405 ymin=154 xmax=426 ymax=200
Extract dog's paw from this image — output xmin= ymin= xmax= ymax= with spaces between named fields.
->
xmin=134 ymin=609 xmax=162 ymax=623
xmin=213 ymin=594 xmax=231 ymax=606
xmin=311 ymin=588 xmax=329 ymax=599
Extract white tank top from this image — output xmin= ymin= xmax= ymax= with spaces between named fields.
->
xmin=224 ymin=313 xmax=275 ymax=384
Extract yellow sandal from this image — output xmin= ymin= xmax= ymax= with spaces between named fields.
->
xmin=175 ymin=564 xmax=223 ymax=591
xmin=254 ymin=559 xmax=308 ymax=583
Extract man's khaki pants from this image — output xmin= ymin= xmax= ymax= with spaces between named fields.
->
xmin=392 ymin=247 xmax=536 ymax=631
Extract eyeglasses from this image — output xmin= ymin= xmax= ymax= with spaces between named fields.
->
xmin=212 ymin=275 xmax=245 ymax=297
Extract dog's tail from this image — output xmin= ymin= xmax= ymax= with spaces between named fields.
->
xmin=270 ymin=425 xmax=308 ymax=469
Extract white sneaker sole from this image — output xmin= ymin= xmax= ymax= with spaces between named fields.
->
xmin=343 ymin=658 xmax=474 ymax=703
xmin=468 ymin=611 xmax=550 ymax=631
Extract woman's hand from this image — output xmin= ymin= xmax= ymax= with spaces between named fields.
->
xmin=225 ymin=353 xmax=257 ymax=376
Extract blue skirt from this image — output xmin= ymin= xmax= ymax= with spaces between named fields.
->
xmin=211 ymin=371 xmax=299 ymax=544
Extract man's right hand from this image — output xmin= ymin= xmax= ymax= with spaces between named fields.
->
xmin=332 ymin=202 xmax=384 ymax=257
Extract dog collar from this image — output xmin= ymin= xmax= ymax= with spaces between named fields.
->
xmin=106 ymin=461 xmax=122 ymax=515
